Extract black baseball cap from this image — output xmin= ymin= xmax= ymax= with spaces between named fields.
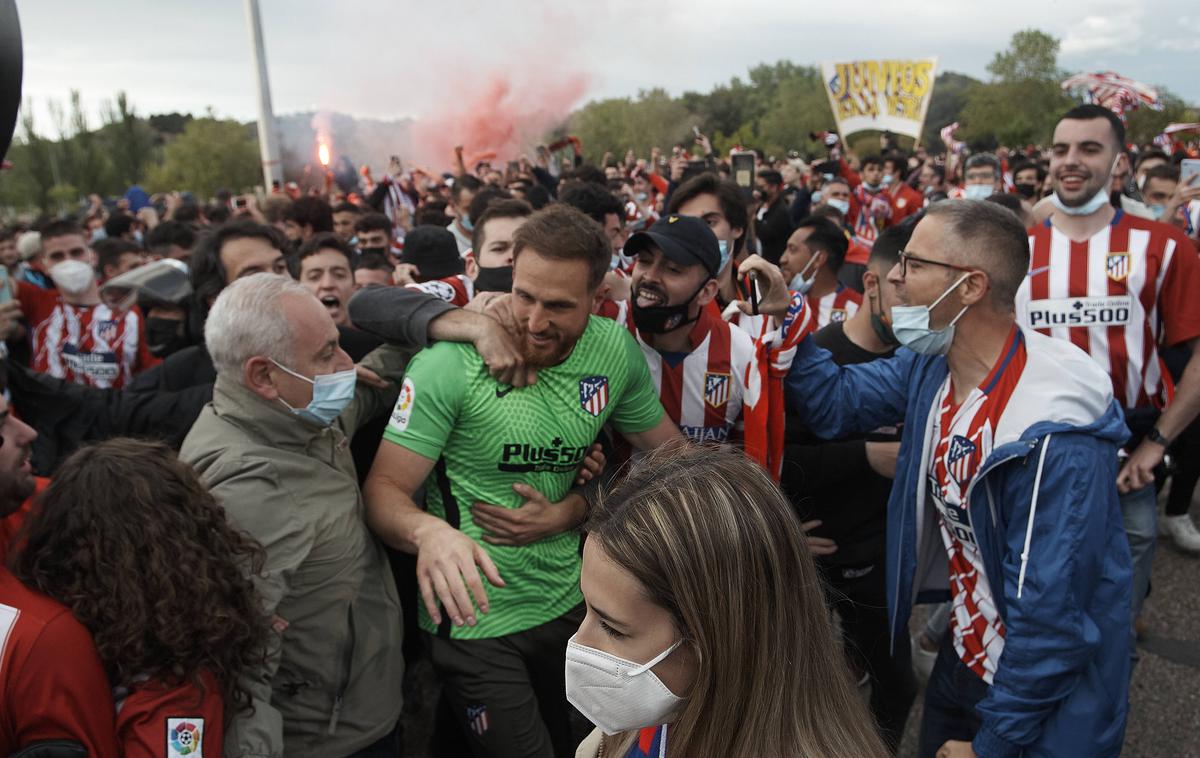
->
xmin=400 ymin=225 xmax=465 ymax=281
xmin=624 ymin=215 xmax=721 ymax=278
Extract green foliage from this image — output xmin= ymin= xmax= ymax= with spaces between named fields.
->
xmin=987 ymin=29 xmax=1063 ymax=82
xmin=1125 ymin=94 xmax=1200 ymax=145
xmin=144 ymin=117 xmax=260 ymax=198
xmin=959 ymin=30 xmax=1074 ymax=147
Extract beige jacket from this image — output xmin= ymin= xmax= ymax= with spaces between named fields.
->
xmin=180 ymin=346 xmax=412 ymax=758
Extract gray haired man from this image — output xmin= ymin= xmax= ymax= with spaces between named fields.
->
xmin=181 ymin=273 xmax=526 ymax=757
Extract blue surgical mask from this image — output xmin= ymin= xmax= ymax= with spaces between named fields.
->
xmin=718 ymin=239 xmax=731 ymax=273
xmin=636 ymin=192 xmax=649 ymax=202
xmin=460 ymin=214 xmax=474 ymax=232
xmin=882 ymin=174 xmax=894 ymax=187
xmin=789 ymin=256 xmax=819 ymax=295
xmin=1149 ymin=204 xmax=1167 ymax=219
xmin=963 ymin=184 xmax=993 ymax=201
xmin=1050 ymin=155 xmax=1121 ymax=216
xmin=827 ymin=198 xmax=850 ymax=215
xmin=271 ymin=359 xmax=357 ymax=426
xmin=812 ymin=190 xmax=823 ymax=203
xmin=890 ymin=272 xmax=973 ymax=356
xmin=863 ymin=182 xmax=882 ymax=193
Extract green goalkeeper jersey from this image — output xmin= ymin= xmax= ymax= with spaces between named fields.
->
xmin=382 ymin=315 xmax=664 ymax=639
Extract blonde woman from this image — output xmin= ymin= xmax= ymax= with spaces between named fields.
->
xmin=568 ymin=445 xmax=888 ymax=757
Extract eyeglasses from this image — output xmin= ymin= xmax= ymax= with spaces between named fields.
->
xmin=897 ymin=250 xmax=978 ymax=278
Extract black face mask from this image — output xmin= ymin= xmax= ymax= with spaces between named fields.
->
xmin=1014 ymin=183 xmax=1038 ymax=199
xmin=474 ymin=265 xmax=513 ymax=294
xmin=145 ymin=316 xmax=189 ymax=358
xmin=630 ymin=280 xmax=709 ymax=335
xmin=358 ymin=246 xmax=389 ymax=258
xmin=868 ymin=290 xmax=899 ymax=348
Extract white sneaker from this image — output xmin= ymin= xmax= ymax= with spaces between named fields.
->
xmin=911 ymin=633 xmax=938 ymax=685
xmin=1162 ymin=514 xmax=1200 ymax=553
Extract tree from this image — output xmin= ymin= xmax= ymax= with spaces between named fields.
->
xmin=144 ymin=117 xmax=260 ymax=198
xmin=921 ymin=72 xmax=980 ymax=149
xmin=959 ymin=30 xmax=1073 ymax=147
xmin=987 ymin=29 xmax=1063 ymax=82
xmin=101 ymin=91 xmax=157 ymax=188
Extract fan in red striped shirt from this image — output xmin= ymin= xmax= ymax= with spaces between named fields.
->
xmin=929 ymin=326 xmax=1028 ymax=683
xmin=612 ymin=216 xmax=814 ymax=479
xmin=1016 ymin=105 xmax=1200 ymax=631
xmin=780 ymin=217 xmax=864 ymax=329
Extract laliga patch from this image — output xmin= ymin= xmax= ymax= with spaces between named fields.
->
xmin=390 ymin=377 xmax=415 ymax=432
xmin=167 ymin=717 xmax=204 ymax=757
xmin=829 ymin=307 xmax=848 ymax=324
xmin=422 ymin=279 xmax=458 ymax=303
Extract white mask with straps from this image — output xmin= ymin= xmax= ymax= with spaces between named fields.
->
xmin=565 ymin=634 xmax=684 ymax=736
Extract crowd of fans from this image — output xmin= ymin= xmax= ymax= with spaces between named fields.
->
xmin=0 ymin=102 xmax=1198 ymax=758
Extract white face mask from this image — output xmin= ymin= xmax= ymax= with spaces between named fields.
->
xmin=963 ymin=184 xmax=993 ymax=201
xmin=49 ymin=259 xmax=96 ymax=294
xmin=890 ymin=272 xmax=973 ymax=356
xmin=1051 ymin=155 xmax=1120 ymax=217
xmin=789 ymin=255 xmax=819 ymax=295
xmin=565 ymin=634 xmax=684 ymax=736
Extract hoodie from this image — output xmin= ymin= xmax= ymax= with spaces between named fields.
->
xmin=786 ymin=324 xmax=1132 ymax=758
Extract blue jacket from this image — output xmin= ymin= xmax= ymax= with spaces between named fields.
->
xmin=785 ymin=326 xmax=1132 ymax=758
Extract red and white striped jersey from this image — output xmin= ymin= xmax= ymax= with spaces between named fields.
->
xmin=29 ymin=300 xmax=156 ymax=389
xmin=928 ymin=326 xmax=1027 ymax=684
xmin=604 ymin=292 xmax=816 ymax=479
xmin=1016 ymin=212 xmax=1200 ymax=409
xmin=610 ymin=301 xmax=755 ymax=445
xmin=406 ymin=275 xmax=475 ymax=307
xmin=807 ymin=285 xmax=863 ymax=330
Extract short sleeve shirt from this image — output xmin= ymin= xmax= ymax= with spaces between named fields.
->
xmin=383 ymin=315 xmax=664 ymax=639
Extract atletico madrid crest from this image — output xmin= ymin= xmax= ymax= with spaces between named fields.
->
xmin=1106 ymin=252 xmax=1129 ymax=283
xmin=947 ymin=435 xmax=977 ymax=488
xmin=579 ymin=375 xmax=609 ymax=417
xmin=705 ymin=372 xmax=731 ymax=408
xmin=829 ymin=308 xmax=848 ymax=324
xmin=467 ymin=704 xmax=490 ymax=736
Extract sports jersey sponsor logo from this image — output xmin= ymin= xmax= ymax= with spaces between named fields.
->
xmin=579 ymin=375 xmax=609 ymax=417
xmin=704 ymin=372 xmax=730 ymax=408
xmin=495 ymin=384 xmax=514 ymax=398
xmin=389 ymin=377 xmax=415 ymax=432
xmin=1106 ymin=252 xmax=1129 ymax=282
xmin=467 ymin=704 xmax=490 ymax=736
xmin=928 ymin=474 xmax=977 ymax=547
xmin=499 ymin=437 xmax=589 ymax=473
xmin=829 ymin=307 xmax=848 ymax=323
xmin=679 ymin=424 xmax=731 ymax=443
xmin=167 ymin=717 xmax=204 ymax=757
xmin=947 ymin=435 xmax=976 ymax=488
xmin=60 ymin=345 xmax=120 ymax=380
xmin=1025 ymin=295 xmax=1132 ymax=328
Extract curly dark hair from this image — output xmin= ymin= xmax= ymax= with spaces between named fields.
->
xmin=10 ymin=438 xmax=270 ymax=713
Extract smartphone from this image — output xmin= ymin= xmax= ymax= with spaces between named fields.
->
xmin=735 ymin=270 xmax=760 ymax=315
xmin=692 ymin=125 xmax=701 ymax=138
xmin=731 ymin=151 xmax=756 ymax=201
xmin=1182 ymin=159 xmax=1200 ymax=188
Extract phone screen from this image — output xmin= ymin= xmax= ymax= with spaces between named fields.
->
xmin=731 ymin=151 xmax=756 ymax=200
xmin=1181 ymin=159 xmax=1200 ymax=187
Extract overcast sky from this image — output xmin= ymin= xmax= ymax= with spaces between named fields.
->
xmin=16 ymin=0 xmax=1200 ymax=134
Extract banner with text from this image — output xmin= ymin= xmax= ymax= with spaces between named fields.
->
xmin=821 ymin=57 xmax=938 ymax=140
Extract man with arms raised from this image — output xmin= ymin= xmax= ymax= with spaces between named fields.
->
xmin=1017 ymin=105 xmax=1200 ymax=637
xmin=364 ymin=205 xmax=679 ymax=758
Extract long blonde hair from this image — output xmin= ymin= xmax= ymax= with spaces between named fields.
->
xmin=587 ymin=445 xmax=888 ymax=758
